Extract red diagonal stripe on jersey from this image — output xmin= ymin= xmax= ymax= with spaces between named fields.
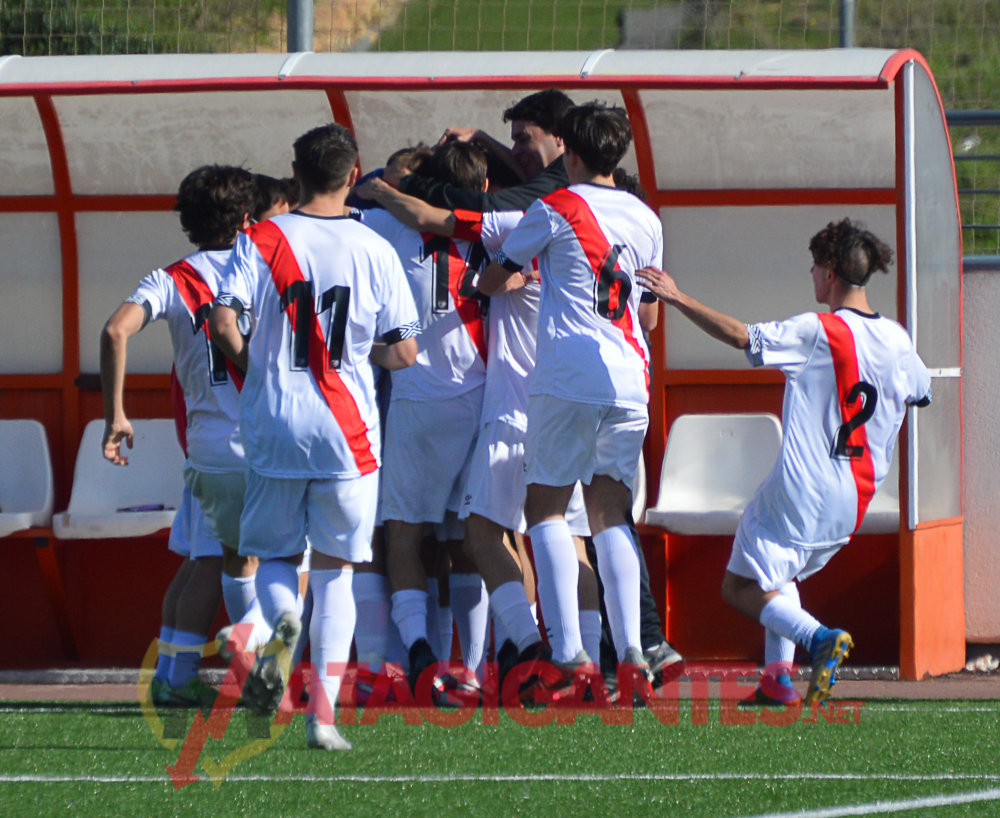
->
xmin=422 ymin=231 xmax=489 ymax=364
xmin=541 ymin=188 xmax=649 ymax=393
xmin=818 ymin=313 xmax=877 ymax=533
xmin=247 ymin=220 xmax=377 ymax=476
xmin=452 ymin=209 xmax=484 ymax=243
xmin=165 ymin=259 xmax=244 ymax=391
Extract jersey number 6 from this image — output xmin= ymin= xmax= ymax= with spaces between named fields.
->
xmin=282 ymin=281 xmax=352 ymax=372
xmin=830 ymin=381 xmax=878 ymax=460
xmin=595 ymin=244 xmax=632 ymax=322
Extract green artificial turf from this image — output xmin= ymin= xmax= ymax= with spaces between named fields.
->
xmin=0 ymin=699 xmax=998 ymax=817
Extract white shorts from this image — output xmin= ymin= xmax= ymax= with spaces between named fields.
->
xmin=380 ymin=386 xmax=483 ymax=524
xmin=460 ymin=420 xmax=590 ymax=536
xmin=239 ymin=468 xmax=378 ymax=563
xmin=726 ymin=514 xmax=843 ymax=593
xmin=183 ymin=466 xmax=245 ymax=549
xmin=168 ymin=486 xmax=223 ymax=560
xmin=524 ymin=395 xmax=648 ymax=488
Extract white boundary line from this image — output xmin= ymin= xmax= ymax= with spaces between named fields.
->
xmin=737 ymin=786 xmax=1000 ymax=818
xmin=1 ymin=773 xmax=1000 ymax=784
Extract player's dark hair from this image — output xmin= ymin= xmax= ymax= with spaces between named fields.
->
xmin=293 ymin=124 xmax=358 ymax=195
xmin=613 ymin=168 xmax=647 ymax=202
xmin=281 ymin=177 xmax=300 ymax=209
xmin=809 ymin=219 xmax=894 ymax=287
xmin=386 ymin=144 xmax=434 ymax=172
xmin=556 ymin=102 xmax=632 ymax=177
xmin=252 ymin=174 xmax=289 ymax=222
xmin=415 ymin=140 xmax=488 ymax=192
xmin=173 ymin=164 xmax=254 ymax=247
xmin=503 ymin=88 xmax=576 ymax=134
xmin=485 ymin=153 xmax=524 ymax=190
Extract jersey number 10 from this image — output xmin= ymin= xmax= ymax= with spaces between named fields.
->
xmin=281 ymin=281 xmax=352 ymax=372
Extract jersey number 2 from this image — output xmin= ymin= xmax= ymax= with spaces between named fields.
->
xmin=831 ymin=381 xmax=878 ymax=459
xmin=283 ymin=282 xmax=352 ymax=371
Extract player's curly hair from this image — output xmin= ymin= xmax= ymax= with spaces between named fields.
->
xmin=809 ymin=219 xmax=894 ymax=287
xmin=173 ymin=165 xmax=255 ymax=247
xmin=613 ymin=168 xmax=647 ymax=201
xmin=556 ymin=102 xmax=632 ymax=177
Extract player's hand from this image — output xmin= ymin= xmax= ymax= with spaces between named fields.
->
xmin=103 ymin=418 xmax=134 ymax=466
xmin=356 ymin=177 xmax=391 ymax=201
xmin=635 ymin=266 xmax=683 ymax=305
xmin=438 ymin=127 xmax=480 ymax=146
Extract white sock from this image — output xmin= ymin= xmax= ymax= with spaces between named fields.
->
xmin=309 ymin=568 xmax=356 ymax=725
xmin=255 ymin=559 xmax=301 ymax=628
xmin=528 ymin=519 xmax=582 ymax=663
xmin=155 ymin=626 xmax=174 ymax=682
xmin=425 ymin=578 xmax=442 ymax=657
xmin=168 ymin=629 xmax=206 ymax=687
xmin=221 ymin=574 xmax=256 ymax=623
xmin=239 ymin=597 xmax=274 ymax=651
xmin=439 ymin=606 xmax=454 ymax=660
xmin=450 ymin=573 xmax=489 ymax=671
xmin=386 ymin=618 xmax=407 ymax=666
xmin=492 ymin=608 xmax=510 ymax=648
xmin=292 ymin=586 xmax=312 ymax=669
xmin=391 ymin=589 xmax=429 ymax=651
xmin=765 ymin=584 xmax=799 ymax=671
xmin=352 ymin=573 xmax=391 ymax=669
xmin=579 ymin=609 xmax=603 ymax=668
xmin=490 ymin=581 xmax=541 ymax=653
xmin=760 ymin=593 xmax=822 ymax=649
xmin=530 ymin=602 xmax=538 ymax=624
xmin=592 ymin=524 xmax=643 ymax=660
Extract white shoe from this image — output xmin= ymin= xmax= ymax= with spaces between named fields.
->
xmin=306 ymin=715 xmax=352 ymax=751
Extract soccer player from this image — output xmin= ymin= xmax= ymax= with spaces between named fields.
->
xmin=251 ymin=174 xmax=299 ymax=223
xmin=209 ymin=124 xmax=419 ymax=750
xmin=483 ymin=102 xmax=663 ymax=682
xmin=101 ymin=165 xmax=257 ymax=708
xmin=362 ymin=141 xmax=492 ymax=689
xmin=636 ymin=218 xmax=932 ymax=703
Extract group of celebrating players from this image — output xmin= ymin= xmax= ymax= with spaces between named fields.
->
xmin=100 ymin=89 xmax=932 ymax=752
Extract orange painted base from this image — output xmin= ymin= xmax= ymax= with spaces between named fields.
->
xmin=899 ymin=521 xmax=966 ymax=680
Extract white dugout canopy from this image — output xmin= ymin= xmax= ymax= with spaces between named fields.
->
xmin=0 ymin=49 xmax=964 ymax=675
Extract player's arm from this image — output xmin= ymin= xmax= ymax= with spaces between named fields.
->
xmin=478 ymin=259 xmax=534 ymax=296
xmin=636 ymin=266 xmax=749 ymax=349
xmin=370 ymin=336 xmax=418 ymax=370
xmin=356 ymin=178 xmax=456 ymax=236
xmin=439 ymin=127 xmax=527 ymax=183
xmin=100 ymin=302 xmax=147 ymax=465
xmin=638 ymin=299 xmax=659 ymax=332
xmin=209 ymin=303 xmax=249 ymax=372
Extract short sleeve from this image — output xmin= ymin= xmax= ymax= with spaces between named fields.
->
xmin=745 ymin=313 xmax=820 ymax=375
xmin=907 ymin=346 xmax=933 ymax=407
xmin=125 ymin=269 xmax=172 ymax=324
xmin=375 ymin=250 xmax=420 ymax=345
xmin=496 ymin=200 xmax=553 ymax=271
xmin=216 ymin=232 xmax=257 ymax=313
xmin=480 ymin=211 xmax=525 ymax=255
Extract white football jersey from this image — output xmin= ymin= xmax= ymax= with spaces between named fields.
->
xmin=744 ymin=308 xmax=932 ymax=547
xmin=127 ymin=248 xmax=244 ymax=473
xmin=498 ymin=184 xmax=662 ymax=410
xmin=217 ymin=212 xmax=419 ymax=479
xmin=363 ymin=208 xmax=488 ymax=402
xmin=457 ymin=209 xmax=539 ymax=431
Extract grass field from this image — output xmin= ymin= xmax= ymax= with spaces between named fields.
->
xmin=1 ymin=698 xmax=999 ymax=817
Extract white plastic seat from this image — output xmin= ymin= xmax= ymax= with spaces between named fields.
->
xmin=0 ymin=420 xmax=55 ymax=538
xmin=856 ymin=444 xmax=900 ymax=534
xmin=632 ymin=450 xmax=647 ymax=525
xmin=53 ymin=419 xmax=184 ymax=539
xmin=645 ymin=413 xmax=782 ymax=536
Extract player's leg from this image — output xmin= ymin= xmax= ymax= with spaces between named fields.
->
xmin=353 ymin=528 xmax=392 ymax=674
xmin=574 ymin=535 xmax=602 ymax=670
xmin=169 ymin=554 xmax=223 ymax=697
xmin=220 ymin=548 xmax=258 ymax=623
xmin=429 ymin=534 xmax=451 ymax=659
xmin=446 ymin=524 xmax=489 ymax=675
xmin=722 ymin=524 xmax=851 ymax=703
xmin=155 ymin=498 xmax=197 ymax=700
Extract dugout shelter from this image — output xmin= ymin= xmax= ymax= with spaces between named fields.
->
xmin=0 ymin=49 xmax=962 ymax=679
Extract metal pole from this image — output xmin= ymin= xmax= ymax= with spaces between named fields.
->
xmin=840 ymin=0 xmax=856 ymax=48
xmin=287 ymin=0 xmax=313 ymax=52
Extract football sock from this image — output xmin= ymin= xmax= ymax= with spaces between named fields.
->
xmin=391 ymin=588 xmax=430 ymax=652
xmin=425 ymin=578 xmax=442 ymax=657
xmin=579 ymin=609 xmax=603 ymax=669
xmin=764 ymin=584 xmax=799 ymax=685
xmin=592 ymin=525 xmax=643 ymax=661
xmin=154 ymin=626 xmax=174 ymax=682
xmin=352 ymin=573 xmax=391 ymax=669
xmin=490 ymin=581 xmax=540 ymax=653
xmin=386 ymin=619 xmax=408 ymax=666
xmin=530 ymin=602 xmax=538 ymax=624
xmin=255 ymin=559 xmax=301 ymax=628
xmin=168 ymin=629 xmax=206 ymax=688
xmin=491 ymin=607 xmax=509 ymax=649
xmin=439 ymin=606 xmax=454 ymax=660
xmin=759 ymin=593 xmax=822 ymax=650
xmin=221 ymin=574 xmax=256 ymax=623
xmin=309 ymin=568 xmax=356 ymax=725
xmin=450 ymin=573 xmax=489 ymax=671
xmin=239 ymin=597 xmax=274 ymax=652
xmin=528 ymin=519 xmax=582 ymax=663
xmin=292 ymin=586 xmax=313 ymax=669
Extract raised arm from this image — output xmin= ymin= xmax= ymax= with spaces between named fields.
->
xmin=100 ymin=302 xmax=148 ymax=464
xmin=635 ymin=266 xmax=749 ymax=350
xmin=209 ymin=303 xmax=249 ymax=372
xmin=357 ymin=178 xmax=456 ymax=236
